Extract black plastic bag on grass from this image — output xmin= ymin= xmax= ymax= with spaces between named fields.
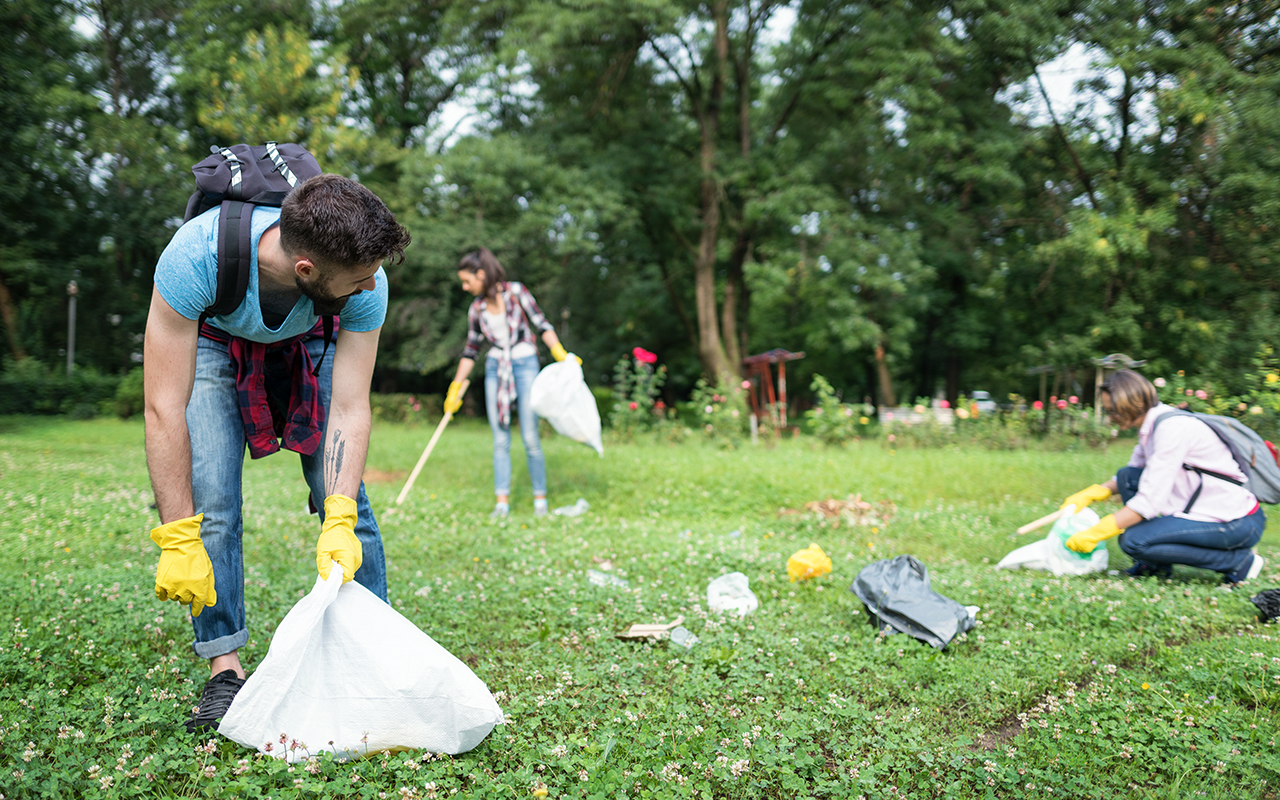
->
xmin=1252 ymin=589 xmax=1280 ymax=622
xmin=851 ymin=555 xmax=975 ymax=649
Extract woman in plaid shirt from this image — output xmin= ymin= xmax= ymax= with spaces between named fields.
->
xmin=444 ymin=248 xmax=578 ymax=517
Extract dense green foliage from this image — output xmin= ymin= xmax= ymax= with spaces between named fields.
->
xmin=2 ymin=418 xmax=1278 ymax=797
xmin=4 ymin=1 xmax=1280 ymax=406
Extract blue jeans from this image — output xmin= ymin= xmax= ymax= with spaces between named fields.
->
xmin=484 ymin=354 xmax=547 ymax=497
xmin=1115 ymin=466 xmax=1265 ymax=575
xmin=186 ymin=334 xmax=387 ymax=659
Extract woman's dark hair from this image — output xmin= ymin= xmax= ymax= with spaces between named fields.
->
xmin=1100 ymin=369 xmax=1159 ymax=428
xmin=457 ymin=247 xmax=507 ymax=299
xmin=280 ymin=174 xmax=411 ymax=271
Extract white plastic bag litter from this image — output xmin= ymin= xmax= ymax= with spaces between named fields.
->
xmin=706 ymin=572 xmax=759 ymax=616
xmin=218 ymin=568 xmax=504 ymax=761
xmin=530 ymin=357 xmax=603 ymax=456
xmin=995 ymin=505 xmax=1109 ymax=576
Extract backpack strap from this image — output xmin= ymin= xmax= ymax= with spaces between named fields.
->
xmin=1155 ymin=410 xmax=1248 ymax=513
xmin=311 ymin=315 xmax=334 ymax=377
xmin=201 ymin=199 xmax=255 ymax=322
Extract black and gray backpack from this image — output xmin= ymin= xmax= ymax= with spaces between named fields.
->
xmin=1152 ymin=409 xmax=1280 ymax=510
xmin=183 ymin=142 xmax=333 ymax=373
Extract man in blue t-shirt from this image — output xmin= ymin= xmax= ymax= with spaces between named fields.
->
xmin=143 ymin=174 xmax=411 ymax=733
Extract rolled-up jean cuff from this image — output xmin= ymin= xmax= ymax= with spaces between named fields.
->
xmin=494 ymin=488 xmax=510 ymax=496
xmin=192 ymin=628 xmax=249 ymax=659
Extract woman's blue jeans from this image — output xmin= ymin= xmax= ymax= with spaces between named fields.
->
xmin=484 ymin=354 xmax=547 ymax=497
xmin=185 ymin=334 xmax=387 ymax=659
xmin=1115 ymin=466 xmax=1265 ymax=575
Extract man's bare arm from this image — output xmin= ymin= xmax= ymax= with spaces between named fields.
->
xmin=143 ymin=287 xmax=199 ymax=523
xmin=323 ymin=327 xmax=380 ymax=499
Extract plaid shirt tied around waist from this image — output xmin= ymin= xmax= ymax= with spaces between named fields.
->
xmin=462 ymin=281 xmax=554 ymax=427
xmin=199 ymin=319 xmax=337 ymax=459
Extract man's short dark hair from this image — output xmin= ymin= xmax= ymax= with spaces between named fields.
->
xmin=279 ymin=174 xmax=411 ymax=270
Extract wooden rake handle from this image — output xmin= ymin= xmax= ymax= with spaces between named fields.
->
xmin=1016 ymin=507 xmax=1068 ymax=536
xmin=395 ymin=379 xmax=468 ymax=505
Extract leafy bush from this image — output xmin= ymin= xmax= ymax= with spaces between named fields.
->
xmin=113 ymin=367 xmax=145 ymax=419
xmin=804 ymin=374 xmax=875 ymax=445
xmin=0 ymin=358 xmax=120 ymax=417
xmin=607 ymin=349 xmax=669 ymax=440
xmin=691 ymin=378 xmax=750 ymax=447
xmin=369 ymin=392 xmax=442 ymax=426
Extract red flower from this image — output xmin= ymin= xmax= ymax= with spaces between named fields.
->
xmin=1032 ymin=400 xmax=1044 ymax=410
xmin=1057 ymin=400 xmax=1068 ymax=410
xmin=655 ymin=400 xmax=666 ymax=410
xmin=629 ymin=401 xmax=638 ymax=410
xmin=632 ymin=347 xmax=658 ymax=364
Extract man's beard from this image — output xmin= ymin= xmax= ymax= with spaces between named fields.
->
xmin=295 ymin=274 xmax=352 ymax=316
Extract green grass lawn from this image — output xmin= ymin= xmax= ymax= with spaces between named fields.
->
xmin=1 ymin=416 xmax=1278 ymax=799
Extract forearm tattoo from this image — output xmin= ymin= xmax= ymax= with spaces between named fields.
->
xmin=324 ymin=428 xmax=346 ymax=496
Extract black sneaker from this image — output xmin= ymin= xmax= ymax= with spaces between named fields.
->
xmin=185 ymin=669 xmax=245 ymax=733
xmin=1124 ymin=560 xmax=1172 ymax=579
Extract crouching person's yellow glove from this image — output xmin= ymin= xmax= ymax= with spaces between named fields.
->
xmin=316 ymin=495 xmax=362 ymax=583
xmin=549 ymin=343 xmax=582 ymax=365
xmin=151 ymin=514 xmax=217 ymax=617
xmin=1065 ymin=513 xmax=1124 ymax=553
xmin=1061 ymin=484 xmax=1112 ymax=512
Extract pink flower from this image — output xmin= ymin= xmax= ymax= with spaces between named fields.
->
xmin=887 ymin=434 xmax=896 ymax=442
xmin=938 ymin=400 xmax=950 ymax=409
xmin=741 ymin=380 xmax=751 ymax=390
xmin=1154 ymin=377 xmax=1167 ymax=388
xmin=1195 ymin=389 xmax=1208 ymax=400
xmin=1068 ymin=395 xmax=1078 ymax=404
xmin=1049 ymin=396 xmax=1057 ymax=403
xmin=1057 ymin=400 xmax=1068 ymax=410
xmin=629 ymin=401 xmax=638 ymax=410
xmin=1186 ymin=389 xmax=1194 ymax=396
xmin=412 ymin=404 xmax=420 ymax=412
xmin=1032 ymin=401 xmax=1044 ymax=410
xmin=632 ymin=347 xmax=658 ymax=364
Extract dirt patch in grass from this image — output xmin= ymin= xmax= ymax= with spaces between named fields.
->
xmin=363 ymin=468 xmax=407 ymax=484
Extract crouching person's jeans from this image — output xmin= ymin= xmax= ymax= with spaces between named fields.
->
xmin=185 ymin=334 xmax=387 ymax=659
xmin=1114 ymin=466 xmax=1265 ymax=575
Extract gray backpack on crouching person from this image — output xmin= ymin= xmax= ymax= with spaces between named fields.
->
xmin=1152 ymin=409 xmax=1280 ymax=509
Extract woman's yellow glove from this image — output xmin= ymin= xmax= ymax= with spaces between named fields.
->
xmin=444 ymin=380 xmax=464 ymax=415
xmin=1060 ymin=484 xmax=1112 ymax=512
xmin=549 ymin=343 xmax=582 ymax=365
xmin=151 ymin=514 xmax=217 ymax=617
xmin=1065 ymin=514 xmax=1124 ymax=553
xmin=316 ymin=495 xmax=362 ymax=583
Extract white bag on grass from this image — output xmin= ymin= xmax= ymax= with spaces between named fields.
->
xmin=995 ymin=505 xmax=1109 ymax=576
xmin=219 ymin=568 xmax=504 ymax=761
xmin=530 ymin=356 xmax=603 ymax=455
xmin=707 ymin=572 xmax=759 ymax=616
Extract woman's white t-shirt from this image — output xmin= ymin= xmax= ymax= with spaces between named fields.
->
xmin=482 ymin=309 xmax=537 ymax=361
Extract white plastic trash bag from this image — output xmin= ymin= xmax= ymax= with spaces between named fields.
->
xmin=219 ymin=568 xmax=504 ymax=761
xmin=996 ymin=505 xmax=1109 ymax=576
xmin=706 ymin=572 xmax=759 ymax=616
xmin=529 ymin=357 xmax=603 ymax=456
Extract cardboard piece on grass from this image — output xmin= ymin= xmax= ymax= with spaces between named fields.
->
xmin=850 ymin=555 xmax=976 ymax=650
xmin=616 ymin=616 xmax=685 ymax=641
xmin=218 ymin=567 xmax=504 ymax=761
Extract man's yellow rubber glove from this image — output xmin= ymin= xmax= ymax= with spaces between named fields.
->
xmin=1065 ymin=513 xmax=1124 ymax=553
xmin=444 ymin=380 xmax=464 ymax=415
xmin=549 ymin=343 xmax=582 ymax=365
xmin=1061 ymin=484 xmax=1112 ymax=512
xmin=151 ymin=514 xmax=217 ymax=617
xmin=317 ymin=494 xmax=363 ymax=583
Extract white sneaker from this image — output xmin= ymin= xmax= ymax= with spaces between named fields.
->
xmin=1246 ymin=553 xmax=1265 ymax=583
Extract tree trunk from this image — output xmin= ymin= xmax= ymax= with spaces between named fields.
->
xmin=0 ymin=272 xmax=27 ymax=361
xmin=693 ymin=0 xmax=733 ymax=383
xmin=874 ymin=343 xmax=896 ymax=408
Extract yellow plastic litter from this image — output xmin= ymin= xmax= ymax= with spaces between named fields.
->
xmin=787 ymin=543 xmax=832 ymax=582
